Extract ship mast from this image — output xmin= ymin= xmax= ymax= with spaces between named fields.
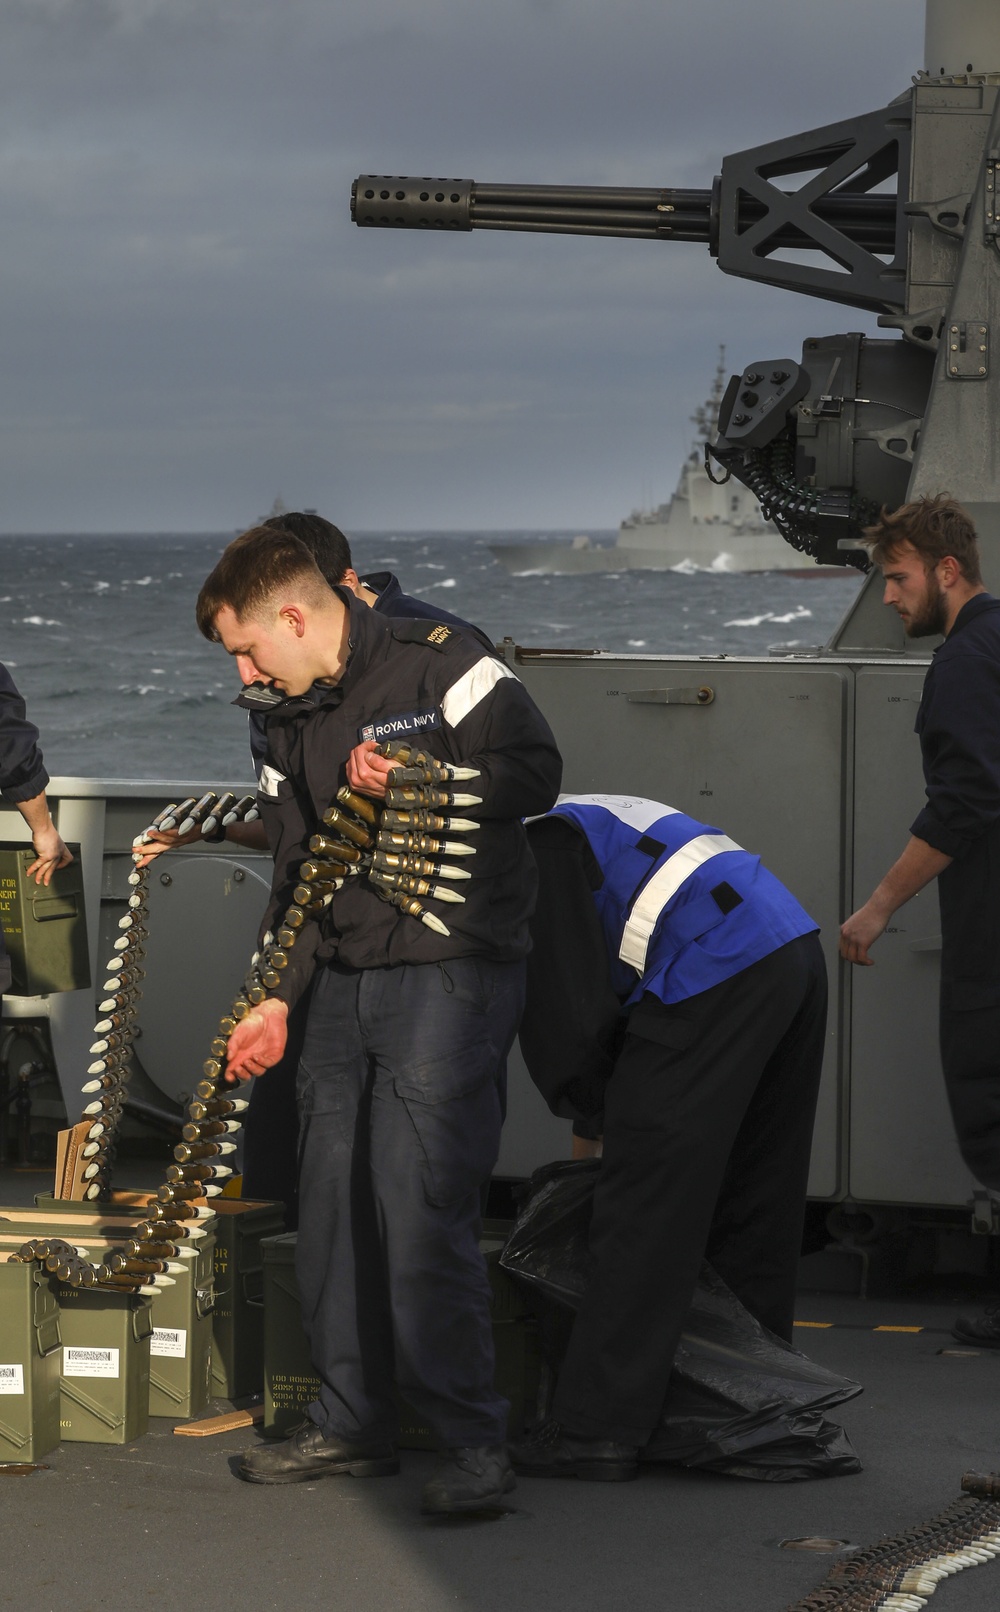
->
xmin=688 ymin=346 xmax=727 ymax=455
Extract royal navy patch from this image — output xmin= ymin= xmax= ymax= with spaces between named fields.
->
xmin=359 ymin=708 xmax=442 ymax=744
xmin=390 ymin=618 xmax=455 ymax=650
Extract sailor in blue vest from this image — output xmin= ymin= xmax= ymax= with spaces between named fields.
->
xmin=512 ymin=793 xmax=827 ymax=1481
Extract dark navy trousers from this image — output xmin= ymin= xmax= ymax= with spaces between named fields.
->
xmin=553 ymin=933 xmax=827 ymax=1444
xmin=295 ymin=956 xmax=524 ymax=1448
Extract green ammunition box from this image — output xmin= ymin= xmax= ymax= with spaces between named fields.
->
xmin=7 ymin=1197 xmax=217 ymax=1422
xmin=261 ymin=1234 xmax=319 ymax=1438
xmin=0 ymin=843 xmax=90 ymax=995
xmin=147 ymin=1231 xmax=215 ymax=1421
xmin=260 ymin=1229 xmax=541 ymax=1447
xmin=0 ymin=1261 xmax=62 ymax=1461
xmin=211 ymin=1200 xmax=285 ymax=1402
xmin=55 ymin=1284 xmax=152 ymax=1445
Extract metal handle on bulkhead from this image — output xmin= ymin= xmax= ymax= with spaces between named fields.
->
xmin=625 ymin=687 xmax=715 ymax=706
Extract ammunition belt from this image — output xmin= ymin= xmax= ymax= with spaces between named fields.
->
xmin=782 ymin=1472 xmax=1000 ymax=1609
xmin=6 ymin=742 xmax=480 ymax=1293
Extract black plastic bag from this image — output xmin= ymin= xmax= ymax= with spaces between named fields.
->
xmin=501 ymin=1159 xmax=862 ymax=1481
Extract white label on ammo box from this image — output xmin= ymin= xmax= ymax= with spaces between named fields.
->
xmin=63 ymin=1346 xmax=120 ymax=1379
xmin=150 ymin=1327 xmax=187 ymax=1359
xmin=0 ymin=1364 xmax=24 ymax=1394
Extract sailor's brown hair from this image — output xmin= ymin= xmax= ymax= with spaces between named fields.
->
xmin=863 ymin=493 xmax=983 ymax=585
xmin=196 ymin=526 xmax=334 ymax=641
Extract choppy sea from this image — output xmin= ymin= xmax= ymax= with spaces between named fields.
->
xmin=0 ymin=531 xmax=865 ymax=780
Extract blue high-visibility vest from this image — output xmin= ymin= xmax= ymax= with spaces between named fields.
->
xmin=550 ymin=794 xmax=818 ymax=1006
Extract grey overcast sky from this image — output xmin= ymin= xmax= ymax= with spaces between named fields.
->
xmin=1 ymin=0 xmax=923 ymax=532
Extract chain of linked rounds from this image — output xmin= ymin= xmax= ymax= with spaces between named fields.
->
xmin=782 ymin=1472 xmax=1000 ymax=1610
xmin=5 ymin=743 xmax=480 ymax=1294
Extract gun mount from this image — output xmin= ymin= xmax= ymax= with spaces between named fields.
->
xmin=352 ymin=101 xmax=924 ymax=572
xmin=353 ymin=99 xmax=910 ymax=318
xmin=353 ymin=3 xmax=1000 ymax=605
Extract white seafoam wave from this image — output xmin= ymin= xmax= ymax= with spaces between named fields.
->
xmin=724 ymin=606 xmax=813 ymax=628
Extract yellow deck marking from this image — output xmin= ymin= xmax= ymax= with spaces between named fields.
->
xmin=793 ymin=1321 xmax=833 ymax=1328
xmin=874 ymin=1325 xmax=923 ymax=1333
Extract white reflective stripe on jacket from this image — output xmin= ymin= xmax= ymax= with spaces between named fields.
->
xmin=619 ymin=833 xmax=744 ymax=973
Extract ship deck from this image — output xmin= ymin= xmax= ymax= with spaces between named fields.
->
xmin=4 ymin=1159 xmax=1000 ymax=1612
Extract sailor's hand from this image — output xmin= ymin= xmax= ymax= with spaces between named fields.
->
xmin=839 ymin=903 xmax=888 ymax=966
xmin=26 ymin=824 xmax=73 ymax=886
xmin=224 ymin=997 xmax=289 ymax=1083
xmin=345 ymin=740 xmax=397 ymax=799
xmin=131 ymin=825 xmax=201 ymax=869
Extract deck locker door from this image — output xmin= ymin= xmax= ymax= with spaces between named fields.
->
xmin=849 ymin=665 xmax=977 ymax=1207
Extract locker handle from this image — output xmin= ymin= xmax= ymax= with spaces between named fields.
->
xmin=625 ymin=686 xmax=715 ymax=706
xmin=908 ymin=935 xmax=942 ymax=952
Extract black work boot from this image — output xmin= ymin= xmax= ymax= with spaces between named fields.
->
xmin=239 ymin=1421 xmax=400 ymax=1484
xmin=420 ymin=1445 xmax=516 ymax=1514
xmin=952 ymin=1304 xmax=1000 ymax=1348
xmin=511 ymin=1419 xmax=639 ymax=1481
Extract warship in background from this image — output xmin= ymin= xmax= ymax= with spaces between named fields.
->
xmin=489 ymin=351 xmax=842 ymax=577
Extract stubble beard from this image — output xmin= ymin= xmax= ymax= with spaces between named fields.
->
xmin=904 ymin=574 xmax=947 ymax=639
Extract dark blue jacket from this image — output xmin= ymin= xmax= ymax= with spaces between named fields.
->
xmin=0 ymin=664 xmax=49 ymax=806
xmin=247 ymin=573 xmax=490 ymax=775
xmin=0 ymin=663 xmax=49 ymax=994
xmin=912 ymin=593 xmax=1000 ymax=993
xmin=241 ymin=592 xmax=561 ymax=999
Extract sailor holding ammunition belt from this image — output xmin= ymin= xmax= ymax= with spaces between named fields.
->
xmin=193 ymin=526 xmax=562 ymax=1513
xmin=138 ymin=511 xmax=493 ymax=1226
xmin=513 ymin=795 xmax=826 ymax=1480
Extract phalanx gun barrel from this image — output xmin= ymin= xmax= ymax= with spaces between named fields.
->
xmin=351 ymin=175 xmax=897 ymax=253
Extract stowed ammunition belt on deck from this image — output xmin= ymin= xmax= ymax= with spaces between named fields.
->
xmin=6 ymin=740 xmax=481 ymax=1293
